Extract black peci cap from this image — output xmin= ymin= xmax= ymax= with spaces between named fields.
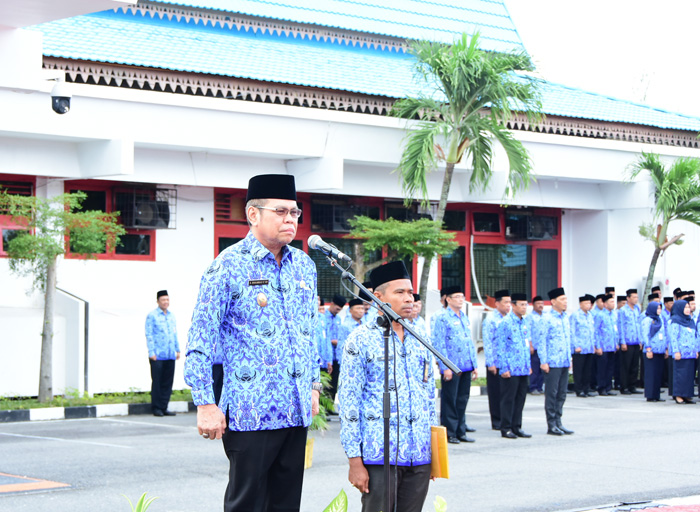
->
xmin=370 ymin=261 xmax=411 ymax=289
xmin=548 ymin=287 xmax=565 ymax=300
xmin=246 ymin=174 xmax=297 ymax=202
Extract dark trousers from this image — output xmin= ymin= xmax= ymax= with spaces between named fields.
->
xmin=361 ymin=463 xmax=431 ymax=512
xmin=673 ymin=358 xmax=696 ymax=398
xmin=500 ymin=375 xmax=529 ymax=432
xmin=644 ymin=353 xmax=664 ymax=400
xmin=440 ymin=370 xmax=472 ymax=438
xmin=149 ymin=359 xmax=175 ymax=413
xmin=613 ymin=350 xmax=621 ymax=389
xmin=668 ymin=358 xmax=675 ymax=396
xmin=590 ymin=354 xmax=598 ymax=389
xmin=213 ymin=363 xmax=224 ymax=405
xmin=328 ymin=360 xmax=341 ymax=404
xmin=596 ymin=351 xmax=615 ymax=393
xmin=529 ymin=351 xmax=544 ymax=392
xmin=572 ymin=353 xmax=593 ymax=394
xmin=543 ymin=367 xmax=569 ymax=430
xmin=223 ymin=426 xmax=307 ymax=512
xmin=620 ymin=344 xmax=641 ymax=391
xmin=486 ymin=370 xmax=502 ymax=430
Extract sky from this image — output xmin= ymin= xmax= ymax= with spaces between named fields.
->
xmin=504 ymin=0 xmax=700 ymax=118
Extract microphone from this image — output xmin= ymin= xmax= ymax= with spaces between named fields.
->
xmin=307 ymin=235 xmax=353 ymax=263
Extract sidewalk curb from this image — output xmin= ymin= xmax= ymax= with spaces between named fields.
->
xmin=0 ymin=401 xmax=197 ymax=423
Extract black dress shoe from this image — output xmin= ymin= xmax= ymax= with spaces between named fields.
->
xmin=621 ymin=390 xmax=632 ymax=395
xmin=585 ymin=392 xmax=597 ymax=397
xmin=558 ymin=426 xmax=574 ymax=435
xmin=514 ymin=429 xmax=532 ymax=438
xmin=465 ymin=426 xmax=476 ymax=433
xmin=163 ymin=410 xmax=176 ymax=416
xmin=576 ymin=392 xmax=587 ymax=398
xmin=684 ymin=398 xmax=696 ymax=404
xmin=630 ymin=389 xmax=643 ymax=394
xmin=547 ymin=427 xmax=564 ymax=436
xmin=606 ymin=391 xmax=618 ymax=396
xmin=153 ymin=410 xmax=164 ymax=417
xmin=501 ymin=430 xmax=517 ymax=439
xmin=458 ymin=435 xmax=475 ymax=443
xmin=448 ymin=436 xmax=461 ymax=444
xmin=491 ymin=425 xmax=501 ymax=431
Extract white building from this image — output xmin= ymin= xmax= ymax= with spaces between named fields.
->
xmin=1 ymin=0 xmax=699 ymax=397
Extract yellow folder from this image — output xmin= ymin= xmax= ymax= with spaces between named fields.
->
xmin=430 ymin=425 xmax=450 ymax=479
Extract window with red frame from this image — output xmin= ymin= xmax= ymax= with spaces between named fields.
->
xmin=64 ymin=182 xmax=156 ymax=261
xmin=436 ymin=206 xmax=561 ymax=302
xmin=0 ymin=179 xmax=34 ymax=257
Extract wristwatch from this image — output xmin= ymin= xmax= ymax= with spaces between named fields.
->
xmin=311 ymin=382 xmax=323 ymax=392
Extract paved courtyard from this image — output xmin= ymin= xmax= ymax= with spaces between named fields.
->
xmin=2 ymin=392 xmax=700 ymax=511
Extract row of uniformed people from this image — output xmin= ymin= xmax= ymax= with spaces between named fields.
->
xmin=571 ymin=287 xmax=700 ymax=404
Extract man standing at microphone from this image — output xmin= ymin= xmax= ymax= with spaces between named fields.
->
xmin=185 ymin=174 xmax=321 ymax=512
xmin=339 ymin=261 xmax=437 ymax=512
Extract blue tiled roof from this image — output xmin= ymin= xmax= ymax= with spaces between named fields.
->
xmin=30 ymin=7 xmax=700 ymax=132
xmin=538 ymin=80 xmax=700 ymax=132
xmin=147 ymin=0 xmax=525 ymax=53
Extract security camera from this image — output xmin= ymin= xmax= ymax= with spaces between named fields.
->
xmin=51 ymin=81 xmax=71 ymax=114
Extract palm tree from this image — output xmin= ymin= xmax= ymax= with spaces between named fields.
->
xmin=628 ymin=152 xmax=700 ymax=309
xmin=391 ymin=32 xmax=543 ymax=311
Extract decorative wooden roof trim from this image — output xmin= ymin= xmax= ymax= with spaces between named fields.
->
xmin=44 ymin=57 xmax=699 ymax=149
xmin=118 ymin=1 xmax=408 ymax=52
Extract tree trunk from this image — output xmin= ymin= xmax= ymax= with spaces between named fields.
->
xmin=38 ymin=256 xmax=57 ymax=402
xmin=418 ymin=161 xmax=456 ymax=318
xmin=641 ymin=246 xmax=661 ymax=312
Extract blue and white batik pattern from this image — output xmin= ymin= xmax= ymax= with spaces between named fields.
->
xmin=185 ymin=232 xmax=320 ymax=432
xmin=497 ymin=312 xmax=531 ymax=376
xmin=145 ymin=308 xmax=180 ymax=360
xmin=339 ymin=323 xmax=437 ymax=466
xmin=539 ymin=310 xmax=572 ymax=368
xmin=316 ymin=315 xmax=332 ymax=367
xmin=594 ymin=309 xmax=618 ymax=352
xmin=432 ymin=308 xmax=477 ymax=373
xmin=570 ymin=309 xmax=595 ymax=354
xmin=338 ymin=315 xmax=362 ymax=365
xmin=325 ymin=309 xmax=342 ymax=362
xmin=641 ymin=316 xmax=667 ymax=354
xmin=668 ymin=323 xmax=699 ymax=359
xmin=525 ymin=311 xmax=545 ymax=352
xmin=482 ymin=310 xmax=507 ymax=368
xmin=618 ymin=305 xmax=642 ymax=346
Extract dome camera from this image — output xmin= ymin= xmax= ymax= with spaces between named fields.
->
xmin=51 ymin=80 xmax=71 ymax=114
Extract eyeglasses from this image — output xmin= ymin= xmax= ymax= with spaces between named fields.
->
xmin=255 ymin=206 xmax=302 ymax=219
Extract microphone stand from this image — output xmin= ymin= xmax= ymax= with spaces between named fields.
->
xmin=322 ymin=255 xmax=459 ymax=512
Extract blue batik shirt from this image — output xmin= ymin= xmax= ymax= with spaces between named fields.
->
xmin=185 ymin=232 xmax=320 ymax=432
xmin=430 ymin=308 xmax=446 ymax=336
xmin=145 ymin=308 xmax=179 ymax=360
xmin=482 ymin=310 xmax=507 ymax=368
xmin=525 ymin=310 xmax=545 ymax=352
xmin=668 ymin=323 xmax=699 ymax=360
xmin=316 ymin=314 xmax=332 ymax=367
xmin=325 ymin=309 xmax=343 ymax=362
xmin=409 ymin=315 xmax=428 ymax=338
xmin=570 ymin=309 xmax=595 ymax=354
xmin=497 ymin=312 xmax=531 ymax=377
xmin=641 ymin=316 xmax=666 ymax=354
xmin=362 ymin=306 xmax=378 ymax=327
xmin=594 ymin=308 xmax=618 ymax=352
xmin=338 ymin=315 xmax=363 ymax=365
xmin=540 ymin=310 xmax=572 ymax=368
xmin=432 ymin=308 xmax=477 ymax=373
xmin=618 ymin=304 xmax=642 ymax=346
xmin=339 ymin=322 xmax=438 ymax=466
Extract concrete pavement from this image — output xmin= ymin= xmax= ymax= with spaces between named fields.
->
xmin=2 ymin=392 xmax=700 ymax=511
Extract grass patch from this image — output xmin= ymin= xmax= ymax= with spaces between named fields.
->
xmin=0 ymin=388 xmax=192 ymax=410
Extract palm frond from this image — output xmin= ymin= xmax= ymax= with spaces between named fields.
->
xmin=395 ymin=121 xmax=447 ymax=206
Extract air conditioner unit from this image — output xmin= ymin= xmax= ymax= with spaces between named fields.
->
xmin=115 ymin=190 xmax=175 ymax=229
